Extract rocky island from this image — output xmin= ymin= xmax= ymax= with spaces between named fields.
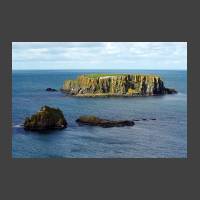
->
xmin=24 ymin=106 xmax=67 ymax=131
xmin=76 ymin=115 xmax=135 ymax=128
xmin=62 ymin=74 xmax=177 ymax=97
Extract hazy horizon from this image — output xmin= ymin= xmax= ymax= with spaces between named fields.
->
xmin=12 ymin=68 xmax=187 ymax=71
xmin=12 ymin=42 xmax=187 ymax=70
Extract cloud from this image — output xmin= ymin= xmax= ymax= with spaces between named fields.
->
xmin=12 ymin=42 xmax=187 ymax=70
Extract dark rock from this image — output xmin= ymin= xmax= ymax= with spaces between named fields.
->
xmin=153 ymin=78 xmax=165 ymax=95
xmin=141 ymin=77 xmax=147 ymax=95
xmin=158 ymin=78 xmax=165 ymax=94
xmin=24 ymin=106 xmax=67 ymax=131
xmin=46 ymin=88 xmax=57 ymax=92
xmin=164 ymin=88 xmax=177 ymax=94
xmin=133 ymin=118 xmax=156 ymax=121
xmin=76 ymin=115 xmax=135 ymax=128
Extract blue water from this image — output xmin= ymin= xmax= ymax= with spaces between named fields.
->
xmin=12 ymin=70 xmax=187 ymax=158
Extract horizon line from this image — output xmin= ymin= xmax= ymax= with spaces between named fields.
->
xmin=12 ymin=68 xmax=187 ymax=71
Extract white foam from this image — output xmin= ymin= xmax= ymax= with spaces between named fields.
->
xmin=13 ymin=124 xmax=23 ymax=128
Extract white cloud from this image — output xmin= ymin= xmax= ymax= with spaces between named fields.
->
xmin=12 ymin=42 xmax=187 ymax=70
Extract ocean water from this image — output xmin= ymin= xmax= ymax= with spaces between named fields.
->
xmin=12 ymin=70 xmax=187 ymax=158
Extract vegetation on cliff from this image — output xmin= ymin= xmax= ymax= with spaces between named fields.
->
xmin=24 ymin=106 xmax=67 ymax=131
xmin=62 ymin=74 xmax=177 ymax=97
xmin=84 ymin=73 xmax=158 ymax=78
xmin=84 ymin=74 xmax=129 ymax=78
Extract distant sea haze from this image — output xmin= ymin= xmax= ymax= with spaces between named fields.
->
xmin=12 ymin=70 xmax=187 ymax=158
xmin=12 ymin=69 xmax=187 ymax=71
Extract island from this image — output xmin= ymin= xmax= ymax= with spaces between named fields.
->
xmin=76 ymin=115 xmax=135 ymax=128
xmin=61 ymin=74 xmax=177 ymax=97
xmin=24 ymin=106 xmax=67 ymax=131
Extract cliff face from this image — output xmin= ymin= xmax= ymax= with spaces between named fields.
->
xmin=62 ymin=74 xmax=177 ymax=96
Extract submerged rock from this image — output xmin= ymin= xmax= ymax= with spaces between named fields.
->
xmin=46 ymin=88 xmax=57 ymax=92
xmin=62 ymin=74 xmax=177 ymax=97
xmin=164 ymin=88 xmax=177 ymax=94
xmin=76 ymin=115 xmax=135 ymax=128
xmin=132 ymin=118 xmax=157 ymax=121
xmin=24 ymin=106 xmax=67 ymax=131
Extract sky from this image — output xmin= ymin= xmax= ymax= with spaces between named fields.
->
xmin=12 ymin=42 xmax=187 ymax=70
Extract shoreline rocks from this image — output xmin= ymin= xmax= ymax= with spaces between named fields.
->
xmin=76 ymin=115 xmax=135 ymax=128
xmin=24 ymin=106 xmax=67 ymax=131
xmin=62 ymin=74 xmax=177 ymax=97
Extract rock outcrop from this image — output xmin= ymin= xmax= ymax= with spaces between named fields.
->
xmin=76 ymin=115 xmax=135 ymax=128
xmin=46 ymin=88 xmax=57 ymax=92
xmin=24 ymin=106 xmax=67 ymax=131
xmin=62 ymin=74 xmax=177 ymax=97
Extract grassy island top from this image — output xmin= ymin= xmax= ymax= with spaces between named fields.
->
xmin=83 ymin=73 xmax=160 ymax=78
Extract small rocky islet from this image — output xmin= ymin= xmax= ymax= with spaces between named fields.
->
xmin=24 ymin=74 xmax=177 ymax=132
xmin=76 ymin=115 xmax=135 ymax=128
xmin=24 ymin=106 xmax=67 ymax=131
xmin=61 ymin=74 xmax=177 ymax=97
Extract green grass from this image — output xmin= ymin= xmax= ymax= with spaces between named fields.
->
xmin=83 ymin=73 xmax=160 ymax=78
xmin=84 ymin=74 xmax=129 ymax=78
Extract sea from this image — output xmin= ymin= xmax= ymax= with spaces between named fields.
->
xmin=12 ymin=70 xmax=187 ymax=158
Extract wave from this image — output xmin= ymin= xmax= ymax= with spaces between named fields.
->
xmin=13 ymin=124 xmax=23 ymax=128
